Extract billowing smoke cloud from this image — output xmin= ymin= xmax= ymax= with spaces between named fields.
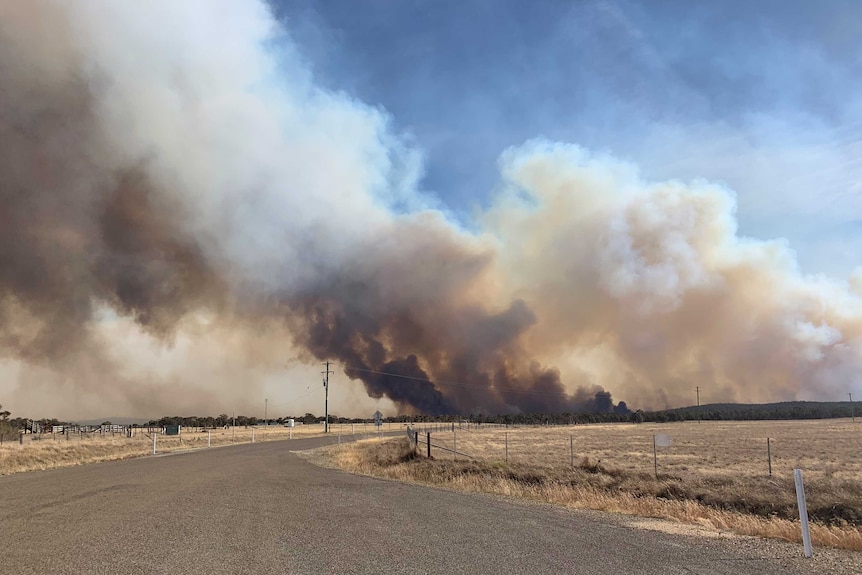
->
xmin=1 ymin=1 xmax=860 ymax=418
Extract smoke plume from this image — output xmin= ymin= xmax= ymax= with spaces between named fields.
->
xmin=1 ymin=1 xmax=860 ymax=418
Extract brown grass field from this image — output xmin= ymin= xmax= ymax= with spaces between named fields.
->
xmin=0 ymin=421 xmax=393 ymax=476
xmin=418 ymin=419 xmax=862 ymax=482
xmin=305 ymin=419 xmax=862 ymax=551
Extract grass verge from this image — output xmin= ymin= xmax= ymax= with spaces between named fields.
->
xmin=307 ymin=437 xmax=862 ymax=551
xmin=0 ymin=425 xmax=340 ymax=476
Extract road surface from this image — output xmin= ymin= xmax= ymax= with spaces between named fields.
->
xmin=1 ymin=434 xmax=859 ymax=574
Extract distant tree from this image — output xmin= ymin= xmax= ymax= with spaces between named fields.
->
xmin=0 ymin=405 xmax=17 ymax=444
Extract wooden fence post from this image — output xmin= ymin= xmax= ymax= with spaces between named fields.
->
xmin=767 ymin=437 xmax=772 ymax=476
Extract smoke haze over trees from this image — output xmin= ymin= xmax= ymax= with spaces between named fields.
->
xmin=1 ymin=1 xmax=861 ymax=418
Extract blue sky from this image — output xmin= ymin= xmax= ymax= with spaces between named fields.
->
xmin=269 ymin=0 xmax=862 ymax=277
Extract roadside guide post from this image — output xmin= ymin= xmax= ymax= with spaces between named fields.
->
xmin=794 ymin=469 xmax=813 ymax=558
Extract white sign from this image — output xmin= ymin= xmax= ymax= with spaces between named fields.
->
xmin=654 ymin=434 xmax=671 ymax=447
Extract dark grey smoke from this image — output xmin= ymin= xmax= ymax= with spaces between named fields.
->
xmin=283 ymin=226 xmax=615 ymax=415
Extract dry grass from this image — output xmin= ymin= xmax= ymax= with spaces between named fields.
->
xmin=0 ymin=422 xmax=392 ymax=476
xmin=425 ymin=419 xmax=862 ymax=482
xmin=310 ymin=420 xmax=862 ymax=551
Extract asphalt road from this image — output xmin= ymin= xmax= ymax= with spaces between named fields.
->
xmin=1 ymin=435 xmax=859 ymax=574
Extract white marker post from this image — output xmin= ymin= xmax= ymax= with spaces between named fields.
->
xmin=152 ymin=434 xmax=157 ymax=455
xmin=252 ymin=428 xmax=255 ymax=443
xmin=653 ymin=434 xmax=671 ymax=478
xmin=794 ymin=469 xmax=813 ymax=558
xmin=208 ymin=430 xmax=211 ymax=447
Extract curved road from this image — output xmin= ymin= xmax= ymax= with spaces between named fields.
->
xmin=1 ymin=435 xmax=858 ymax=574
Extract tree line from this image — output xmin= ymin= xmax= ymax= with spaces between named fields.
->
xmin=1 ymin=401 xmax=858 ymax=435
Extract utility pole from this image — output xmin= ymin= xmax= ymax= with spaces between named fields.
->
xmin=695 ymin=386 xmax=701 ymax=423
xmin=322 ymin=361 xmax=334 ymax=433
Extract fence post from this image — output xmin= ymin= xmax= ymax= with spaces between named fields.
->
xmin=453 ymin=429 xmax=457 ymax=461
xmin=767 ymin=437 xmax=772 ymax=476
xmin=505 ymin=432 xmax=508 ymax=463
xmin=570 ymin=435 xmax=574 ymax=467
xmin=427 ymin=432 xmax=431 ymax=458
xmin=794 ymin=469 xmax=813 ymax=558
xmin=653 ymin=435 xmax=658 ymax=478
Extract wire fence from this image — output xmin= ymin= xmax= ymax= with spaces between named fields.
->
xmin=403 ymin=419 xmax=862 ymax=482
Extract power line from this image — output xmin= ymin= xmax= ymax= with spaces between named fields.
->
xmin=267 ymin=386 xmax=315 ymax=409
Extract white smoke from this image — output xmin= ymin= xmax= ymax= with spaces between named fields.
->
xmin=489 ymin=141 xmax=862 ymax=407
